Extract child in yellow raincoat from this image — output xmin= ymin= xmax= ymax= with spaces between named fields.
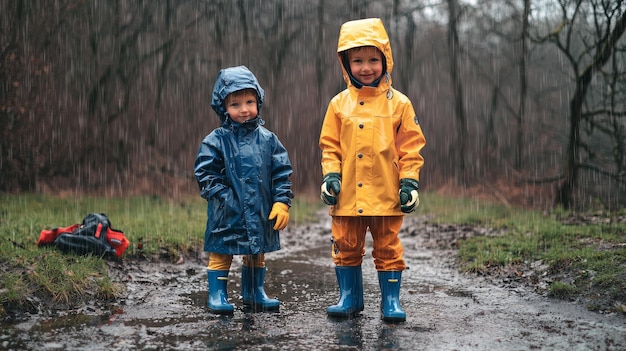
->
xmin=319 ymin=18 xmax=426 ymax=322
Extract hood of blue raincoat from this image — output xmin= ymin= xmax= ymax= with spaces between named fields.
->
xmin=211 ymin=65 xmax=265 ymax=123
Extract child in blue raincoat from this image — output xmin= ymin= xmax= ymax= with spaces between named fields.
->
xmin=195 ymin=65 xmax=293 ymax=314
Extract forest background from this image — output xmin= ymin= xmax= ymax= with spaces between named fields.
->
xmin=1 ymin=0 xmax=625 ymax=211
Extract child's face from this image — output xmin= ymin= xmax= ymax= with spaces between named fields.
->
xmin=347 ymin=46 xmax=383 ymax=86
xmin=225 ymin=91 xmax=258 ymax=124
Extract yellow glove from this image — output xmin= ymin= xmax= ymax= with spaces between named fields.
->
xmin=269 ymin=202 xmax=289 ymax=230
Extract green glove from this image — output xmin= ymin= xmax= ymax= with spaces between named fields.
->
xmin=399 ymin=178 xmax=419 ymax=213
xmin=320 ymin=173 xmax=341 ymax=205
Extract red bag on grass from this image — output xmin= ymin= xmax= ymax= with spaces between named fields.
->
xmin=38 ymin=213 xmax=130 ymax=258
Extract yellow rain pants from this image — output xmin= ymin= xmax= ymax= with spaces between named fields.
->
xmin=207 ymin=253 xmax=265 ymax=270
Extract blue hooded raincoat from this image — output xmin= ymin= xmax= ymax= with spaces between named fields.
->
xmin=194 ymin=66 xmax=293 ymax=255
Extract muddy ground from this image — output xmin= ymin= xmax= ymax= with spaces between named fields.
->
xmin=1 ymin=212 xmax=625 ymax=350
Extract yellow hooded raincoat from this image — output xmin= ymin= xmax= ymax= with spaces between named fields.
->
xmin=319 ymin=18 xmax=426 ymax=217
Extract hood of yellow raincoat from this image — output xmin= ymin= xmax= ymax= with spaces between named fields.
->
xmin=337 ymin=18 xmax=394 ymax=88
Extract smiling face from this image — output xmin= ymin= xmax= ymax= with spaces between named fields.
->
xmin=347 ymin=46 xmax=384 ymax=86
xmin=224 ymin=89 xmax=258 ymax=124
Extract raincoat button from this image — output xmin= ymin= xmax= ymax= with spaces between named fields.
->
xmin=358 ymin=183 xmax=362 ymax=187
xmin=359 ymin=101 xmax=364 ymax=105
xmin=357 ymin=153 xmax=363 ymax=158
xmin=358 ymin=208 xmax=363 ymax=213
xmin=359 ymin=124 xmax=364 ymax=129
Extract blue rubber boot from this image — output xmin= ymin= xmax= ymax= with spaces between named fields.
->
xmin=241 ymin=266 xmax=280 ymax=311
xmin=327 ymin=266 xmax=364 ymax=317
xmin=207 ymin=270 xmax=234 ymax=315
xmin=378 ymin=271 xmax=406 ymax=322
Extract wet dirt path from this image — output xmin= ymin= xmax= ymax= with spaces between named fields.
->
xmin=2 ymin=213 xmax=625 ymax=350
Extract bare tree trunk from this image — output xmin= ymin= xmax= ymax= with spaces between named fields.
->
xmin=0 ymin=0 xmax=34 ymax=191
xmin=351 ymin=0 xmax=366 ymax=18
xmin=447 ymin=0 xmax=468 ymax=184
xmin=315 ymin=0 xmax=325 ymax=109
xmin=399 ymin=13 xmax=416 ymax=91
xmin=610 ymin=54 xmax=625 ymax=175
xmin=515 ymin=0 xmax=530 ymax=170
xmin=558 ymin=9 xmax=626 ymax=208
xmin=237 ymin=0 xmax=249 ymax=45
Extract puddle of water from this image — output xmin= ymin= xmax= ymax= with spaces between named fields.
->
xmin=2 ymin=216 xmax=626 ymax=350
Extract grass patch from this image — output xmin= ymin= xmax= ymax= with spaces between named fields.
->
xmin=548 ymin=281 xmax=580 ymax=300
xmin=0 ymin=194 xmax=320 ymax=317
xmin=420 ymin=192 xmax=626 ymax=313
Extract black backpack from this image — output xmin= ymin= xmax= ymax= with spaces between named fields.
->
xmin=38 ymin=213 xmax=130 ymax=258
